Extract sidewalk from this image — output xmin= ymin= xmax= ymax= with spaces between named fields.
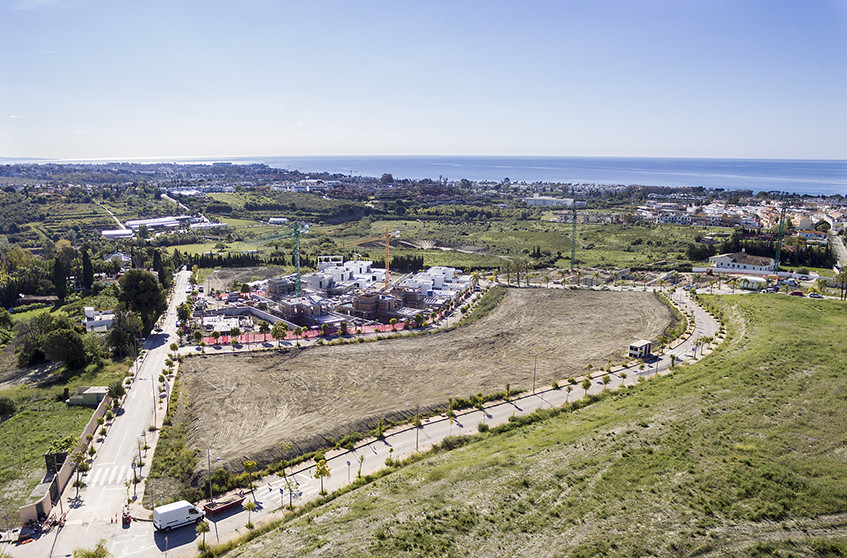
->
xmin=177 ymin=289 xmax=721 ymax=555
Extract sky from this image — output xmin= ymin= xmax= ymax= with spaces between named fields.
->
xmin=1 ymin=0 xmax=846 ymax=161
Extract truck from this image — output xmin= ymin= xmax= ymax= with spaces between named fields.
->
xmin=152 ymin=501 xmax=204 ymax=532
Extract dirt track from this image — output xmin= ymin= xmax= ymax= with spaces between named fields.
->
xmin=180 ymin=288 xmax=672 ymax=471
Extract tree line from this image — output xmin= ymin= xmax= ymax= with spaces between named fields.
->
xmin=685 ymin=235 xmax=835 ymax=268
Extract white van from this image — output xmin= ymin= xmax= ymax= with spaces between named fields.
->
xmin=153 ymin=500 xmax=204 ymax=532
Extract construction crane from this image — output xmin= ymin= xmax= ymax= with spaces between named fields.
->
xmin=773 ymin=205 xmax=787 ymax=274
xmin=243 ymin=221 xmax=310 ymax=296
xmin=339 ymin=229 xmax=400 ymax=290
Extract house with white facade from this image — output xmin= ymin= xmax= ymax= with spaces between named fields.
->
xmin=82 ymin=307 xmax=115 ymax=332
xmin=399 ymin=266 xmax=468 ymax=297
xmin=708 ymin=252 xmax=775 ymax=273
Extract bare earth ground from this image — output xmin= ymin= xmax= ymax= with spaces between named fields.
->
xmin=202 ymin=266 xmax=287 ymax=293
xmin=180 ymin=288 xmax=672 ymax=470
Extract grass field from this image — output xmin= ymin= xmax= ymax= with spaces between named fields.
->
xmin=0 ymin=360 xmax=128 ymax=523
xmin=221 ymin=294 xmax=847 ymax=557
xmin=146 ymin=288 xmax=670 ymax=509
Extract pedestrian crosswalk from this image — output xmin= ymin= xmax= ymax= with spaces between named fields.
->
xmin=84 ymin=464 xmax=138 ymax=487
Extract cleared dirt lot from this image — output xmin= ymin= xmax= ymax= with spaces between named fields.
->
xmin=202 ymin=266 xmax=287 ymax=293
xmin=181 ymin=288 xmax=673 ymax=471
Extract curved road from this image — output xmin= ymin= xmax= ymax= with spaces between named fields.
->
xmin=7 ymin=284 xmax=718 ymax=557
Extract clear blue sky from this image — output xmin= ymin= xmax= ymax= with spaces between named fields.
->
xmin=1 ymin=0 xmax=845 ymax=160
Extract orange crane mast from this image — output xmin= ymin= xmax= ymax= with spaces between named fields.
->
xmin=339 ymin=229 xmax=400 ymax=290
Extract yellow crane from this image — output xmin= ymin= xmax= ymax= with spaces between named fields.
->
xmin=339 ymin=229 xmax=400 ymax=291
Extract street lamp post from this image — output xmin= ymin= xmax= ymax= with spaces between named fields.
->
xmin=406 ymin=403 xmax=420 ymax=451
xmin=206 ymin=449 xmax=221 ymax=502
xmin=208 ymin=448 xmax=213 ymax=502
xmin=533 ymin=356 xmax=537 ymax=393
xmin=532 ymin=357 xmax=546 ymax=394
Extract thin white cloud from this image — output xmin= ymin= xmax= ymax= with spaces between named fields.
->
xmin=13 ymin=0 xmax=83 ymax=10
xmin=8 ymin=115 xmax=21 ymax=119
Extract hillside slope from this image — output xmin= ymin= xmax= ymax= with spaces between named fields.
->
xmin=223 ymin=295 xmax=847 ymax=558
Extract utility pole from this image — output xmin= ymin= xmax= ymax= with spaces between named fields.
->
xmin=208 ymin=448 xmax=213 ymax=502
xmin=533 ymin=355 xmax=537 ymax=393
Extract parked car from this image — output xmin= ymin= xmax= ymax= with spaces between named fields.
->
xmin=789 ymin=291 xmax=804 ymax=297
xmin=809 ymin=292 xmax=823 ymax=298
xmin=153 ymin=500 xmax=204 ymax=533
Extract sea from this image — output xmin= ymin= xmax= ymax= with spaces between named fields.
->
xmin=4 ymin=155 xmax=846 ymax=196
xmin=222 ymin=156 xmax=847 ymax=197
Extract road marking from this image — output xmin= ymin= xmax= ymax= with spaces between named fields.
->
xmin=88 ymin=467 xmax=104 ymax=485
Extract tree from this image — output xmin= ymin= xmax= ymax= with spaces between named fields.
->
xmin=81 ymin=249 xmax=95 ymax=289
xmin=258 ymin=321 xmax=270 ymax=334
xmin=243 ymin=501 xmax=256 ymax=528
xmin=315 ymin=459 xmax=331 ymax=495
xmin=177 ymin=301 xmax=193 ymax=323
xmin=118 ymin=269 xmax=166 ymax=332
xmin=137 ymin=224 xmax=150 ymax=240
xmin=42 ymin=328 xmax=88 ymax=369
xmin=242 ymin=460 xmax=256 ymax=491
xmin=71 ymin=447 xmax=88 ymax=497
xmin=16 ymin=311 xmax=74 ymax=367
xmin=107 ymin=381 xmax=126 ymax=401
xmin=196 ymin=519 xmax=210 ymax=550
xmin=0 ymin=396 xmax=17 ymax=416
xmin=212 ymin=330 xmax=221 ymax=345
xmin=82 ymin=332 xmax=106 ymax=366
xmin=602 ymin=374 xmax=611 ymax=390
xmin=271 ymin=322 xmax=288 ymax=347
xmin=581 ymin=378 xmax=591 ymax=394
xmin=566 ymin=385 xmax=573 ymax=401
xmin=73 ymin=539 xmax=113 ymax=558
xmin=107 ymin=308 xmax=143 ymax=359
xmin=53 ymin=258 xmax=68 ymax=300
xmin=837 ymin=268 xmax=847 ymax=301
xmin=229 ymin=327 xmax=241 ymax=345
xmin=282 ymin=475 xmax=298 ymax=508
xmin=194 ymin=330 xmax=202 ymax=344
xmin=240 ymin=283 xmax=251 ymax=293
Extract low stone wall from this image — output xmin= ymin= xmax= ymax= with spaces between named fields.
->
xmin=18 ymin=394 xmax=112 ymax=526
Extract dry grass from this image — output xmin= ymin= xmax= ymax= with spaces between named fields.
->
xmin=180 ymin=288 xmax=672 ymax=470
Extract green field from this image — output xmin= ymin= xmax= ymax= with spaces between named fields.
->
xmin=220 ymin=295 xmax=847 ymax=557
xmin=0 ymin=360 xmax=128 ymax=522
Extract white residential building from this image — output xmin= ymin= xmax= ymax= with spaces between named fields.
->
xmin=708 ymin=252 xmax=775 ymax=273
xmin=82 ymin=307 xmax=115 ymax=332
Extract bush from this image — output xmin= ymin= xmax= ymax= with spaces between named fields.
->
xmin=477 ymin=422 xmax=489 ymax=433
xmin=0 ymin=396 xmax=17 ymax=416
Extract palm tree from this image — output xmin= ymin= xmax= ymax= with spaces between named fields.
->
xmin=271 ymin=322 xmax=288 ymax=347
xmin=315 ymin=459 xmax=331 ymax=495
xmin=73 ymin=540 xmax=112 ymax=558
xmin=243 ymin=500 xmax=257 ymax=529
xmin=196 ymin=519 xmax=210 ymax=550
xmin=242 ymin=460 xmax=256 ymax=492
xmin=837 ymin=268 xmax=847 ymax=300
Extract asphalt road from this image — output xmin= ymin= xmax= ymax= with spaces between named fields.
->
xmin=6 ymin=285 xmax=718 ymax=557
xmin=4 ymin=270 xmax=192 ymax=558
